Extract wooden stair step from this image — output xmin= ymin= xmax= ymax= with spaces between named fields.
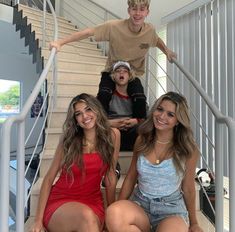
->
xmin=30 ymin=23 xmax=79 ymax=35
xmin=42 ymin=49 xmax=107 ymax=63
xmin=40 ymin=42 xmax=102 ymax=55
xmin=25 ymin=16 xmax=76 ymax=30
xmin=18 ymin=4 xmax=68 ymax=23
xmin=47 ymin=69 xmax=100 ymax=83
xmin=44 ymin=58 xmax=105 ymax=73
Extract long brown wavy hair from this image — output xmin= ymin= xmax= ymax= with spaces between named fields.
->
xmin=61 ymin=93 xmax=114 ymax=175
xmin=135 ymin=91 xmax=198 ymax=172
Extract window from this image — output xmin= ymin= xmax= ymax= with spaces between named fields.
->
xmin=156 ymin=27 xmax=167 ymax=98
xmin=0 ymin=79 xmax=20 ymax=123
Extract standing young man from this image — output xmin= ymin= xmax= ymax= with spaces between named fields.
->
xmin=50 ymin=0 xmax=176 ymax=119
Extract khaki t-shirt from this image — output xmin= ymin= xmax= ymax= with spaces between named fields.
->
xmin=93 ymin=19 xmax=159 ymax=77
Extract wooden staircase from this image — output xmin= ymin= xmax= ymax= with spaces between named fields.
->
xmin=17 ymin=4 xmax=215 ymax=232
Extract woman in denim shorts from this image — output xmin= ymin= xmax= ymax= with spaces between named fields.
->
xmin=106 ymin=92 xmax=203 ymax=232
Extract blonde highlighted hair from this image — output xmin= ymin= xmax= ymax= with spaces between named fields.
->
xmin=135 ymin=91 xmax=198 ymax=172
xmin=127 ymin=0 xmax=150 ymax=9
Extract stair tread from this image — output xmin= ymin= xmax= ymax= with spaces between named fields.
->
xmin=24 ymin=216 xmax=35 ymax=231
xmin=46 ymin=127 xmax=62 ymax=133
xmin=42 ymin=39 xmax=100 ymax=47
xmin=43 ymin=48 xmax=107 ymax=60
xmin=49 ymin=92 xmax=97 ymax=98
xmin=196 ymin=211 xmax=215 ymax=231
xmin=46 ymin=58 xmax=105 ymax=66
xmin=19 ymin=4 xmax=67 ymax=21
xmin=26 ymin=16 xmax=76 ymax=26
xmin=31 ymin=25 xmax=81 ymax=37
xmin=48 ymin=80 xmax=98 ymax=86
xmin=50 ymin=69 xmax=101 ymax=75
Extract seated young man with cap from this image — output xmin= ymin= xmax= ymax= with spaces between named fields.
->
xmin=99 ymin=61 xmax=147 ymax=151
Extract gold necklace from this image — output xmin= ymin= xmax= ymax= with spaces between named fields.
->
xmin=155 ymin=143 xmax=171 ymax=164
xmin=156 ymin=140 xmax=171 ymax=145
xmin=156 ymin=159 xmax=160 ymax=165
xmin=83 ymin=139 xmax=95 ymax=153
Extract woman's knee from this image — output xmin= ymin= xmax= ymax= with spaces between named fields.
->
xmin=106 ymin=202 xmax=125 ymax=226
xmin=106 ymin=202 xmax=123 ymax=219
xmin=81 ymin=207 xmax=99 ymax=225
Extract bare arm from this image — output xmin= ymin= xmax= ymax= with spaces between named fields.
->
xmin=105 ymin=128 xmax=120 ymax=206
xmin=118 ymin=137 xmax=139 ymax=200
xmin=29 ymin=140 xmax=64 ymax=232
xmin=156 ymin=37 xmax=177 ymax=62
xmin=118 ymin=151 xmax=138 ymax=200
xmin=182 ymin=150 xmax=203 ymax=232
xmin=49 ymin=27 xmax=95 ymax=51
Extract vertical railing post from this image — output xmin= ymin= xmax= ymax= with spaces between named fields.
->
xmin=42 ymin=0 xmax=46 ymax=47
xmin=15 ymin=122 xmax=25 ymax=232
xmin=229 ymin=125 xmax=235 ymax=232
xmin=102 ymin=11 xmax=108 ymax=56
xmin=215 ymin=122 xmax=224 ymax=232
xmin=145 ymin=54 xmax=150 ymax=103
xmin=0 ymin=120 xmax=14 ymax=232
xmin=52 ymin=54 xmax=58 ymax=109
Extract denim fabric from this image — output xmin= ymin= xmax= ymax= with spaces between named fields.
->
xmin=131 ymin=187 xmax=189 ymax=232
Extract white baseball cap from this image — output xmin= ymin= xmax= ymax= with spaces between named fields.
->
xmin=113 ymin=61 xmax=131 ymax=71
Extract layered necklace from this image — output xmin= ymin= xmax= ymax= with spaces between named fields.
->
xmin=83 ymin=138 xmax=96 ymax=153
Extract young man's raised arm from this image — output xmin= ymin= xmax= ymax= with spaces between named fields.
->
xmin=156 ymin=37 xmax=177 ymax=62
xmin=49 ymin=28 xmax=95 ymax=51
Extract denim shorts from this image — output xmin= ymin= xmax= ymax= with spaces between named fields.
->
xmin=131 ymin=187 xmax=189 ymax=232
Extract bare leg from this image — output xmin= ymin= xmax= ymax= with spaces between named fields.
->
xmin=47 ymin=202 xmax=101 ymax=232
xmin=156 ymin=216 xmax=188 ymax=232
xmin=106 ymin=200 xmax=150 ymax=232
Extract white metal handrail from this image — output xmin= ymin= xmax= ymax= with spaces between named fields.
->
xmin=173 ymin=58 xmax=235 ymax=232
xmin=0 ymin=0 xmax=58 ymax=231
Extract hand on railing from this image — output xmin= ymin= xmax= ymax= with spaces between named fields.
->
xmin=49 ymin=40 xmax=61 ymax=52
xmin=166 ymin=48 xmax=177 ymax=63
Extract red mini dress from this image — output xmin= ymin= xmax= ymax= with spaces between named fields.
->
xmin=43 ymin=152 xmax=108 ymax=229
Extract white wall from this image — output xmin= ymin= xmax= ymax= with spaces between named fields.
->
xmin=92 ymin=0 xmax=194 ymax=30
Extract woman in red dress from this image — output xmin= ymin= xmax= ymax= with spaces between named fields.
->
xmin=30 ymin=93 xmax=120 ymax=232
